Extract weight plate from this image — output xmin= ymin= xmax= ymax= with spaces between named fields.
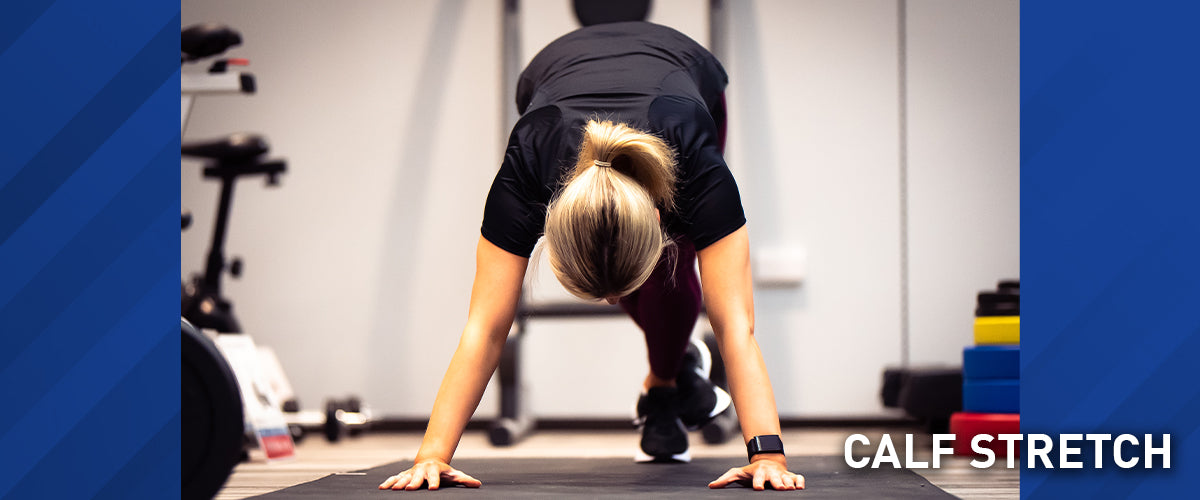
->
xmin=182 ymin=320 xmax=244 ymax=500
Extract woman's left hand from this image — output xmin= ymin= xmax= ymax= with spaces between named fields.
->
xmin=707 ymin=456 xmax=805 ymax=491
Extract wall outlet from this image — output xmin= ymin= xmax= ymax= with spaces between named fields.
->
xmin=753 ymin=245 xmax=807 ymax=287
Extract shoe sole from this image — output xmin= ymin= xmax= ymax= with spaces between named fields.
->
xmin=634 ymin=448 xmax=692 ymax=463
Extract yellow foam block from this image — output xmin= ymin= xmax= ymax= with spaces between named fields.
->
xmin=974 ymin=316 xmax=1020 ymax=345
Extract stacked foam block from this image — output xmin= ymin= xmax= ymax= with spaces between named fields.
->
xmin=951 ymin=280 xmax=1020 ymax=458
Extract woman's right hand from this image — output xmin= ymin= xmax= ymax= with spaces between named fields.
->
xmin=378 ymin=238 xmax=523 ymax=492
xmin=378 ymin=459 xmax=482 ymax=491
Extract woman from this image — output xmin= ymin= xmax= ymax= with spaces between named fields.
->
xmin=379 ymin=22 xmax=803 ymax=492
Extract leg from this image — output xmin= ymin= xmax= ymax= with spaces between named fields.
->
xmin=622 ymin=238 xmax=710 ymax=462
xmin=619 ymin=237 xmax=702 ymax=383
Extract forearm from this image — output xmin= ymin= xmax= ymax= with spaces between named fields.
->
xmin=413 ymin=236 xmax=525 ymax=464
xmin=716 ymin=326 xmax=784 ymax=461
xmin=415 ymin=326 xmax=508 ymax=464
xmin=696 ymin=227 xmax=785 ymax=465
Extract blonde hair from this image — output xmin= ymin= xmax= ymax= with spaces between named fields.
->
xmin=543 ymin=119 xmax=677 ymax=300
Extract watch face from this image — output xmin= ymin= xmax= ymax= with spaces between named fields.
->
xmin=748 ymin=435 xmax=785 ymax=460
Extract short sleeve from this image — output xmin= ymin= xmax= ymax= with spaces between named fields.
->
xmin=481 ymin=106 xmax=563 ymax=257
xmin=677 ymin=144 xmax=746 ymax=250
xmin=650 ymin=96 xmax=746 ymax=250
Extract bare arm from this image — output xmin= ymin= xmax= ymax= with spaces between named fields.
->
xmin=381 ymin=236 xmax=526 ymax=490
xmin=699 ymin=226 xmax=803 ymax=491
xmin=418 ymin=236 xmax=527 ymax=462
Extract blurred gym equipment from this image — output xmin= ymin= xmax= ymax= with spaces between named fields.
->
xmin=181 ymin=319 xmax=244 ymax=500
xmin=180 ymin=132 xmax=285 ymax=333
xmin=572 ymin=0 xmax=652 ymax=26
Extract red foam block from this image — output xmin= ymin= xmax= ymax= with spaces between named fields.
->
xmin=950 ymin=412 xmax=1021 ymax=458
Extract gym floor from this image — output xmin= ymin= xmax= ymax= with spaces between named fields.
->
xmin=215 ymin=427 xmax=1018 ymax=499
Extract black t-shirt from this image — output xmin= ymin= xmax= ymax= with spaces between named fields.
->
xmin=482 ymin=22 xmax=745 ymax=257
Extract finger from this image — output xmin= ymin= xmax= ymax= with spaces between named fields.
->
xmin=389 ymin=472 xmax=412 ymax=490
xmin=426 ymin=467 xmax=441 ymax=491
xmin=405 ymin=468 xmax=426 ymax=490
xmin=378 ymin=475 xmax=398 ymax=489
xmin=752 ymin=467 xmax=767 ymax=491
xmin=447 ymin=470 xmax=482 ymax=488
xmin=707 ymin=468 xmax=736 ymax=488
xmin=708 ymin=467 xmax=743 ymax=489
xmin=796 ymin=473 xmax=806 ymax=490
xmin=446 ymin=470 xmax=482 ymax=487
xmin=768 ymin=471 xmax=785 ymax=491
xmin=424 ymin=468 xmax=440 ymax=491
xmin=781 ymin=473 xmax=796 ymax=490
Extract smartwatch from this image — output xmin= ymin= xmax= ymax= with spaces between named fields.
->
xmin=746 ymin=434 xmax=785 ymax=462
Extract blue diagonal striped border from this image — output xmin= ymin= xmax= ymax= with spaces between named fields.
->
xmin=3 ymin=1 xmax=1200 ymax=499
xmin=1023 ymin=1 xmax=1200 ymax=498
xmin=0 ymin=0 xmax=179 ymax=498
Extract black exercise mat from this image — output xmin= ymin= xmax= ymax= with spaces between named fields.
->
xmin=250 ymin=456 xmax=956 ymax=499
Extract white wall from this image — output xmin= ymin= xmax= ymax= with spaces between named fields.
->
xmin=905 ymin=0 xmax=1021 ymax=365
xmin=182 ymin=0 xmax=502 ymax=417
xmin=723 ymin=0 xmax=904 ymax=416
xmin=181 ymin=0 xmax=1019 ymax=419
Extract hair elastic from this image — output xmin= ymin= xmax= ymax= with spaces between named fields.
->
xmin=593 ymin=160 xmax=612 ymax=168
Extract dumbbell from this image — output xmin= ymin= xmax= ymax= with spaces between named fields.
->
xmin=281 ymin=398 xmax=306 ymax=443
xmin=323 ymin=396 xmax=374 ymax=442
xmin=324 ymin=399 xmax=348 ymax=442
xmin=345 ymin=397 xmax=368 ymax=437
xmin=702 ymin=407 xmax=740 ymax=445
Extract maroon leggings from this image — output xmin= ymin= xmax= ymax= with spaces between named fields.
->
xmin=620 ymin=92 xmax=725 ymax=380
xmin=618 ymin=237 xmax=702 ymax=380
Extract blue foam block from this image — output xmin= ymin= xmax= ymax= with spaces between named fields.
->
xmin=963 ymin=345 xmax=1020 ymax=379
xmin=963 ymin=378 xmax=1019 ymax=413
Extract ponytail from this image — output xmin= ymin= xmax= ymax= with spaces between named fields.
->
xmin=571 ymin=120 xmax=677 ymax=209
xmin=543 ymin=120 xmax=678 ymax=300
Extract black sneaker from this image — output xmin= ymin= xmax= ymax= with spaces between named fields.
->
xmin=676 ymin=337 xmax=732 ymax=430
xmin=634 ymin=386 xmax=690 ymax=463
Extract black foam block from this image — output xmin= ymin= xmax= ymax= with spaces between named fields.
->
xmin=250 ymin=456 xmax=954 ymax=499
xmin=881 ymin=367 xmax=910 ymax=408
xmin=898 ymin=368 xmax=963 ymax=420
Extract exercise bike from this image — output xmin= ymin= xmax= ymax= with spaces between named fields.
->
xmin=180 ymin=22 xmax=282 ymax=333
xmin=180 ymin=23 xmax=291 ymax=500
xmin=180 ymin=22 xmax=375 ymax=500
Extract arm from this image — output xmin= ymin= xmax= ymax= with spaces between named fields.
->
xmin=380 ymin=236 xmax=527 ymax=490
xmin=697 ymin=226 xmax=778 ymax=443
xmin=417 ymin=235 xmax=527 ymax=462
xmin=698 ymin=226 xmax=804 ymax=491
